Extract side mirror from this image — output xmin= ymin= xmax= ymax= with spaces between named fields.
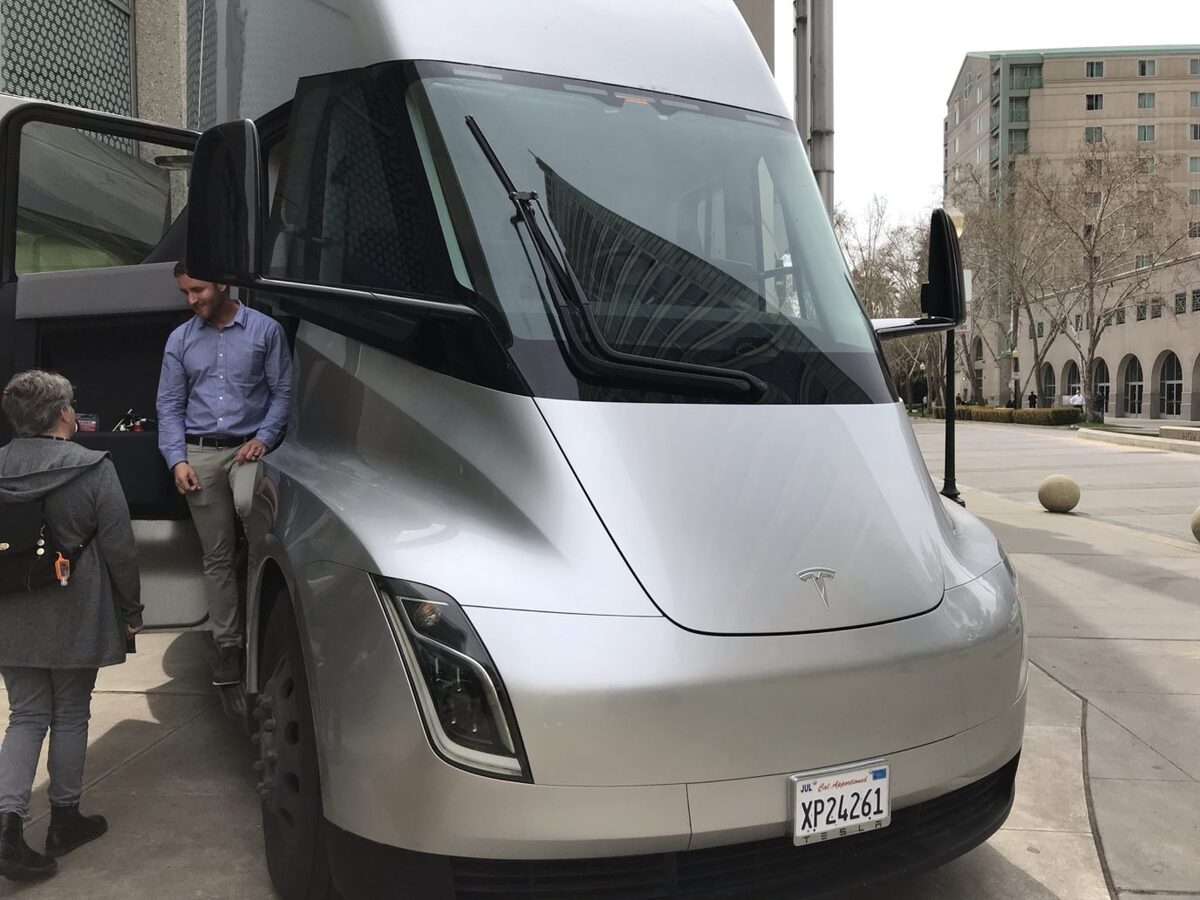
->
xmin=185 ymin=119 xmax=265 ymax=285
xmin=920 ymin=208 xmax=966 ymax=324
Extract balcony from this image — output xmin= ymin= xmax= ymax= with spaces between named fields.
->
xmin=1009 ymin=106 xmax=1029 ymax=124
xmin=990 ymin=142 xmax=1001 ymax=163
xmin=990 ymin=108 xmax=1000 ymax=131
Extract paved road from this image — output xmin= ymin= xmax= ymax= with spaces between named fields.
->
xmin=2 ymin=420 xmax=1197 ymax=899
xmin=913 ymin=420 xmax=1200 ymax=900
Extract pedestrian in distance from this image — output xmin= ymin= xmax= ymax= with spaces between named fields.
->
xmin=1069 ymin=391 xmax=1084 ymax=411
xmin=0 ymin=370 xmax=143 ymax=882
xmin=156 ymin=262 xmax=292 ymax=686
xmin=1028 ymin=391 xmax=1038 ymax=409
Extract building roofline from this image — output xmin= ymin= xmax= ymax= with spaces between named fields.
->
xmin=966 ymin=44 xmax=1200 ymax=59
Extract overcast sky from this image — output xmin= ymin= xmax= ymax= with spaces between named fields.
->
xmin=771 ymin=0 xmax=1198 ymax=227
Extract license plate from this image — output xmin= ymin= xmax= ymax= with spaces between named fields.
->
xmin=791 ymin=761 xmax=891 ymax=846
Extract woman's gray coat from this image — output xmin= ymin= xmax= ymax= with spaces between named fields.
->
xmin=0 ymin=438 xmax=143 ymax=668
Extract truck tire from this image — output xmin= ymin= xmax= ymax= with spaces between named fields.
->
xmin=257 ymin=594 xmax=338 ymax=900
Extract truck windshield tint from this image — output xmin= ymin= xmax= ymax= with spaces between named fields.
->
xmin=412 ymin=63 xmax=893 ymax=404
xmin=267 ymin=61 xmax=894 ymax=403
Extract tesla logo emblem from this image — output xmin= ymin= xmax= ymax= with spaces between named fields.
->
xmin=796 ymin=568 xmax=836 ymax=609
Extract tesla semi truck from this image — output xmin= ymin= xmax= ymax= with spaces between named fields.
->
xmin=0 ymin=2 xmax=1026 ymax=897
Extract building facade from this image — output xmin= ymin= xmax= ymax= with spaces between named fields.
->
xmin=944 ymin=46 xmax=1200 ymax=418
xmin=0 ymin=0 xmax=187 ymax=128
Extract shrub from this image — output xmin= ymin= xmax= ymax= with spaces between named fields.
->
xmin=930 ymin=406 xmax=1080 ymax=425
xmin=971 ymin=407 xmax=1015 ymax=423
xmin=1011 ymin=407 xmax=1082 ymax=426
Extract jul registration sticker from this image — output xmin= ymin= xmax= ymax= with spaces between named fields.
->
xmin=790 ymin=761 xmax=890 ymax=846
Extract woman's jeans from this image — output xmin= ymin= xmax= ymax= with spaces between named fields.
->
xmin=0 ymin=667 xmax=97 ymax=817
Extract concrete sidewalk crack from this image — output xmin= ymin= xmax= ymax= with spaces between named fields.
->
xmin=1081 ymin=702 xmax=1120 ymax=900
xmin=26 ymin=700 xmax=219 ymax=827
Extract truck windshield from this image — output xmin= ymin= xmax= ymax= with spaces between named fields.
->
xmin=410 ymin=63 xmax=892 ymax=404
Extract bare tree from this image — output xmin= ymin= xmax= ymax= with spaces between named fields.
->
xmin=1017 ymin=139 xmax=1188 ymax=419
xmin=952 ymin=165 xmax=1067 ymax=406
xmin=838 ymin=199 xmax=944 ymax=407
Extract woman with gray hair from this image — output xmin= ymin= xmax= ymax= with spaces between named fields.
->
xmin=0 ymin=370 xmax=142 ymax=882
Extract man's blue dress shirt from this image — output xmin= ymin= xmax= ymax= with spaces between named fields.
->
xmin=156 ymin=302 xmax=293 ymax=469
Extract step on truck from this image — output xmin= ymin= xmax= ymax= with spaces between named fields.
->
xmin=0 ymin=2 xmax=1026 ymax=897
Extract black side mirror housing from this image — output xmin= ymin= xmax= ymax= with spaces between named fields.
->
xmin=920 ymin=208 xmax=966 ymax=325
xmin=185 ymin=119 xmax=265 ymax=285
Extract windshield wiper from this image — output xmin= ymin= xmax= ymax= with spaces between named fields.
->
xmin=464 ymin=115 xmax=767 ymax=401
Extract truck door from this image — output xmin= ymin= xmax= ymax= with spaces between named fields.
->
xmin=0 ymin=101 xmax=207 ymax=627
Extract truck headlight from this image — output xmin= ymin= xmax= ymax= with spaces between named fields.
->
xmin=375 ymin=577 xmax=529 ymax=781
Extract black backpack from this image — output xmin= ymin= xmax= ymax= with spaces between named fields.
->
xmin=0 ymin=497 xmax=92 ymax=594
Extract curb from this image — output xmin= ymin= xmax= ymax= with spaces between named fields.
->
xmin=1076 ymin=429 xmax=1200 ymax=455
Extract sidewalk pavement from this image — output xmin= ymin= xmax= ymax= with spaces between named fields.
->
xmin=0 ymin=631 xmax=274 ymax=899
xmin=941 ymin=482 xmax=1200 ymax=899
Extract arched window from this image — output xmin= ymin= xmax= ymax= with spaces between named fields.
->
xmin=1064 ymin=360 xmax=1080 ymax=396
xmin=1123 ymin=357 xmax=1143 ymax=416
xmin=1159 ymin=352 xmax=1183 ymax=416
xmin=1042 ymin=364 xmax=1056 ymax=405
xmin=971 ymin=338 xmax=984 ymax=401
xmin=1093 ymin=360 xmax=1110 ymax=413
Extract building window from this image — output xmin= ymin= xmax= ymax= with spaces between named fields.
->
xmin=1192 ymin=124 xmax=1200 ymax=141
xmin=1115 ymin=307 xmax=1126 ymax=325
xmin=1137 ymin=91 xmax=1155 ymax=109
xmin=1009 ymin=97 xmax=1029 ymax=123
xmin=1138 ymin=59 xmax=1156 ymax=77
xmin=955 ymin=105 xmax=960 ymax=126
xmin=1190 ymin=156 xmax=1200 ymax=173
xmin=977 ymin=115 xmax=983 ymax=133
xmin=1086 ymin=93 xmax=1104 ymax=111
xmin=1009 ymin=130 xmax=1029 ymax=153
xmin=976 ymin=146 xmax=982 ymax=164
xmin=1009 ymin=64 xmax=1042 ymax=89
xmin=1123 ymin=358 xmax=1143 ymax=416
xmin=1028 ymin=321 xmax=1035 ymax=340
xmin=1194 ymin=289 xmax=1200 ymax=312
xmin=1086 ymin=192 xmax=1102 ymax=208
xmin=1065 ymin=360 xmax=1081 ymax=396
xmin=1135 ymin=254 xmax=1152 ymax=269
xmin=1036 ymin=321 xmax=1044 ymax=338
xmin=1160 ymin=353 xmax=1183 ymax=416
xmin=977 ymin=85 xmax=983 ymax=103
xmin=1085 ymin=126 xmax=1104 ymax=144
xmin=1085 ymin=159 xmax=1103 ymax=178
xmin=1074 ymin=314 xmax=1083 ymax=330
xmin=1094 ymin=360 xmax=1111 ymax=412
xmin=1176 ymin=293 xmax=1188 ymax=314
xmin=1151 ymin=297 xmax=1163 ymax=318
xmin=1136 ymin=302 xmax=1147 ymax=321
xmin=1191 ymin=222 xmax=1200 ymax=238
xmin=1086 ymin=60 xmax=1105 ymax=78
xmin=954 ymin=136 xmax=960 ymax=153
xmin=1192 ymin=59 xmax=1200 ymax=75
xmin=1192 ymin=91 xmax=1200 ymax=109
xmin=1042 ymin=364 xmax=1056 ymax=402
xmin=1083 ymin=223 xmax=1095 ymax=240
xmin=1137 ymin=124 xmax=1155 ymax=142
xmin=1191 ymin=189 xmax=1200 ymax=206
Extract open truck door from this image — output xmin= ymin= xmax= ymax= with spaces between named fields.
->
xmin=0 ymin=97 xmax=207 ymax=628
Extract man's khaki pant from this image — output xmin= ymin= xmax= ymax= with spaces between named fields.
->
xmin=185 ymin=446 xmax=260 ymax=648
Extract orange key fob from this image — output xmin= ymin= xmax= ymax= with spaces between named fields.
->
xmin=55 ymin=553 xmax=70 ymax=587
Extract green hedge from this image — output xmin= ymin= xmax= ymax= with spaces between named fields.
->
xmin=1011 ymin=407 xmax=1082 ymax=425
xmin=932 ymin=406 xmax=1081 ymax=426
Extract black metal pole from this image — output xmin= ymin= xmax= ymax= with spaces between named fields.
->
xmin=942 ymin=329 xmax=963 ymax=505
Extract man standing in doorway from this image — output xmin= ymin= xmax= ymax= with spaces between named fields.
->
xmin=156 ymin=262 xmax=292 ymax=685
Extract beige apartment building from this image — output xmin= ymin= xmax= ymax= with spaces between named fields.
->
xmin=944 ymin=46 xmax=1200 ymax=419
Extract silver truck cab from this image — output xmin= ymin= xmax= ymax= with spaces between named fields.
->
xmin=0 ymin=3 xmax=1026 ymax=897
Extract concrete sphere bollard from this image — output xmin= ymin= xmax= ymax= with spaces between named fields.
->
xmin=1192 ymin=506 xmax=1200 ymax=543
xmin=1038 ymin=474 xmax=1080 ymax=513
